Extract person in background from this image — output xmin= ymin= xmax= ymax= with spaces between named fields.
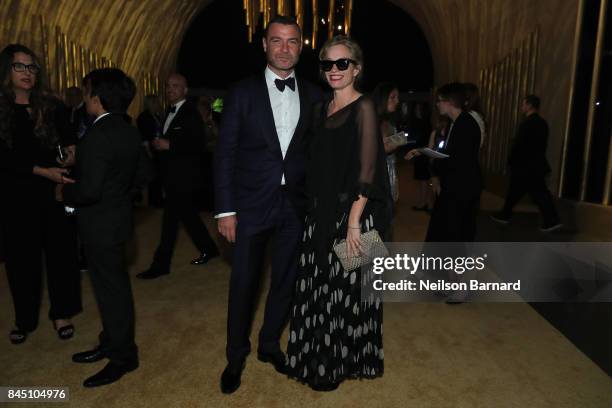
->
xmin=138 ymin=73 xmax=219 ymax=279
xmin=372 ymin=82 xmax=400 ymax=204
xmin=196 ymin=95 xmax=217 ymax=212
xmin=65 ymin=86 xmax=92 ymax=140
xmin=410 ymin=102 xmax=432 ymax=212
xmin=464 ymin=83 xmax=486 ymax=148
xmin=136 ymin=94 xmax=164 ymax=208
xmin=490 ymin=95 xmax=562 ymax=232
xmin=406 ymin=83 xmax=482 ymax=242
xmin=64 ymin=68 xmax=150 ymax=388
xmin=0 ymin=44 xmax=81 ymax=345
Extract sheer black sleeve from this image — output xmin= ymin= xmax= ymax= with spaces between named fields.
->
xmin=354 ymin=97 xmax=387 ymax=200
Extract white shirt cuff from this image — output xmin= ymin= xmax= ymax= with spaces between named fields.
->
xmin=215 ymin=212 xmax=236 ymax=219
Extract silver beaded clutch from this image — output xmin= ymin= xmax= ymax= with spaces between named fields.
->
xmin=333 ymin=229 xmax=389 ymax=272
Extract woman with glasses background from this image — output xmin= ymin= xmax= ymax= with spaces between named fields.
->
xmin=0 ymin=44 xmax=82 ymax=344
xmin=285 ymin=35 xmax=391 ymax=392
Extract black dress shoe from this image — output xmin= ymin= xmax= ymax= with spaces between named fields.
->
xmin=190 ymin=249 xmax=219 ymax=265
xmin=309 ymin=382 xmax=340 ymax=392
xmin=55 ymin=324 xmax=74 ymax=340
xmin=72 ymin=346 xmax=106 ymax=363
xmin=221 ymin=360 xmax=244 ymax=394
xmin=136 ymin=268 xmax=169 ymax=279
xmin=257 ymin=351 xmax=288 ymax=374
xmin=9 ymin=329 xmax=28 ymax=345
xmin=83 ymin=361 xmax=138 ymax=388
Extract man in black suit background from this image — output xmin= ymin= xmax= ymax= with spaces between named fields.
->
xmin=138 ymin=74 xmax=219 ymax=279
xmin=491 ymin=95 xmax=562 ymax=231
xmin=63 ymin=68 xmax=148 ymax=387
xmin=215 ymin=16 xmax=322 ymax=394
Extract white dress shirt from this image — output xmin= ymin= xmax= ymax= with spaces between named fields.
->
xmin=265 ymin=66 xmax=300 ymax=184
xmin=216 ymin=67 xmax=301 ymax=220
xmin=163 ymin=98 xmax=187 ymax=135
xmin=93 ymin=111 xmax=112 ymax=125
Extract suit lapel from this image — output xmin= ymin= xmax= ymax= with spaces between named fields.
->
xmin=163 ymin=103 xmax=184 ymax=136
xmin=285 ymin=76 xmax=308 ymax=161
xmin=258 ymin=72 xmax=283 ymax=157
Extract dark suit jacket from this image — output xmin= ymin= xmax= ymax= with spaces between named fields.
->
xmin=214 ymin=72 xmax=323 ymax=224
xmin=433 ymin=111 xmax=483 ymax=197
xmin=158 ymin=101 xmax=207 ymax=193
xmin=64 ymin=113 xmax=150 ymax=246
xmin=508 ymin=113 xmax=551 ymax=176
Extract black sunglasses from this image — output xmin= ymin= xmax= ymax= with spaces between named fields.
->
xmin=11 ymin=62 xmax=40 ymax=74
xmin=319 ymin=58 xmax=356 ymax=72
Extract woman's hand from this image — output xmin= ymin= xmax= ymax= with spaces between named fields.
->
xmin=383 ymin=137 xmax=397 ymax=154
xmin=346 ymin=226 xmax=364 ymax=258
xmin=404 ymin=149 xmax=421 ymax=160
xmin=35 ymin=166 xmax=75 ymax=184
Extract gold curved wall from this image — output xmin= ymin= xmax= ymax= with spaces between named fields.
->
xmin=1 ymin=0 xmax=213 ymax=114
xmin=389 ymin=0 xmax=580 ymax=194
xmin=1 ymin=0 xmax=580 ymax=193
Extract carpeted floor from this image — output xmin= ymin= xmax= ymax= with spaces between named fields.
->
xmin=1 ymin=163 xmax=611 ymax=408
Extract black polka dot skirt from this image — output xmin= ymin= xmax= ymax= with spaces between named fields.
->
xmin=286 ymin=211 xmax=384 ymax=387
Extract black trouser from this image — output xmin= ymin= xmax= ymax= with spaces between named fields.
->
xmin=151 ymin=190 xmax=217 ymax=272
xmin=1 ymin=197 xmax=82 ymax=332
xmin=426 ymin=190 xmax=480 ymax=242
xmin=500 ymin=172 xmax=560 ymax=226
xmin=84 ymin=242 xmax=138 ymax=365
xmin=226 ymin=190 xmax=303 ymax=363
xmin=148 ymin=155 xmax=164 ymax=207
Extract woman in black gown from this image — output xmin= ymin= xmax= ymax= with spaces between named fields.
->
xmin=0 ymin=44 xmax=82 ymax=344
xmin=286 ymin=36 xmax=391 ymax=392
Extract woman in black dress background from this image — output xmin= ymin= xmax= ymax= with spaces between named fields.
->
xmin=0 ymin=44 xmax=81 ymax=344
xmin=286 ymin=36 xmax=391 ymax=392
xmin=410 ymin=102 xmax=433 ymax=211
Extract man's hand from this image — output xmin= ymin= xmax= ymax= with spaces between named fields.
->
xmin=152 ymin=138 xmax=170 ymax=151
xmin=218 ymin=215 xmax=237 ymax=243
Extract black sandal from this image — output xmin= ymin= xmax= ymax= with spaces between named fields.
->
xmin=9 ymin=329 xmax=27 ymax=344
xmin=56 ymin=324 xmax=74 ymax=340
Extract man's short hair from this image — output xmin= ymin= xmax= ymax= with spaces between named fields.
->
xmin=265 ymin=15 xmax=302 ymax=39
xmin=83 ymin=68 xmax=136 ymax=112
xmin=437 ymin=82 xmax=467 ymax=109
xmin=524 ymin=94 xmax=541 ymax=109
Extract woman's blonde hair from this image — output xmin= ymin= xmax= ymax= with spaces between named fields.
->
xmin=318 ymin=35 xmax=364 ymax=85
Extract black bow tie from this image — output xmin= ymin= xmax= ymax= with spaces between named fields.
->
xmin=168 ymin=105 xmax=177 ymax=114
xmin=274 ymin=77 xmax=296 ymax=92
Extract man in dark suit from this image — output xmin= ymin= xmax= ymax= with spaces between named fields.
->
xmin=491 ymin=95 xmax=562 ymax=231
xmin=136 ymin=94 xmax=164 ymax=208
xmin=137 ymin=74 xmax=219 ymax=279
xmin=424 ymin=82 xmax=483 ymax=243
xmin=215 ymin=16 xmax=322 ymax=394
xmin=63 ymin=68 xmax=149 ymax=387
